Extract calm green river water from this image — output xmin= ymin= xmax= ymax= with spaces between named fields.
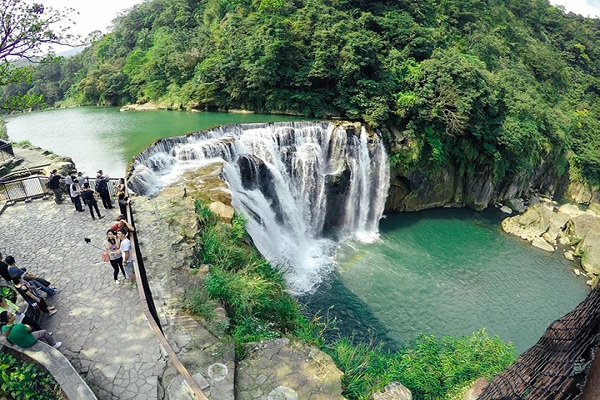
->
xmin=6 ymin=107 xmax=307 ymax=177
xmin=7 ymin=107 xmax=590 ymax=353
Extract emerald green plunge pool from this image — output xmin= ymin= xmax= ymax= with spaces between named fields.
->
xmin=302 ymin=207 xmax=589 ymax=354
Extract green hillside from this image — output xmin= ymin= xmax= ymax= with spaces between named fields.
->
xmin=4 ymin=0 xmax=600 ymax=187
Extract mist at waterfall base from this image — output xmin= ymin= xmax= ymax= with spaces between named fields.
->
xmin=130 ymin=121 xmax=390 ymax=294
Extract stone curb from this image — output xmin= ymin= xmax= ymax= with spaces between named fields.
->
xmin=1 ymin=338 xmax=97 ymax=400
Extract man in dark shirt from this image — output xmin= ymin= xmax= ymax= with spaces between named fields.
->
xmin=0 ymin=253 xmax=10 ymax=282
xmin=95 ymin=170 xmax=113 ymax=209
xmin=47 ymin=169 xmax=63 ymax=204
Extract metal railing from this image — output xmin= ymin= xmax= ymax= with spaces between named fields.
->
xmin=0 ymin=175 xmax=123 ymax=213
xmin=0 ymin=175 xmax=48 ymax=204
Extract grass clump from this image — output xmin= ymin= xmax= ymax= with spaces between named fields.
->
xmin=193 ymin=200 xmax=320 ymax=357
xmin=189 ymin=200 xmax=517 ymax=399
xmin=325 ymin=330 xmax=516 ymax=400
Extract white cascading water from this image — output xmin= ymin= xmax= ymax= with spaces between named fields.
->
xmin=129 ymin=122 xmax=390 ymax=294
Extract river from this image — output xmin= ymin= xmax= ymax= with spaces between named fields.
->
xmin=6 ymin=107 xmax=590 ymax=353
xmin=5 ymin=107 xmax=308 ymax=178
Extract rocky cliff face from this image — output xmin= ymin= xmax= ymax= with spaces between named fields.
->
xmin=385 ymin=152 xmax=596 ymax=212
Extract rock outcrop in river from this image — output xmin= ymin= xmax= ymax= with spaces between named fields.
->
xmin=501 ymin=202 xmax=600 ymax=285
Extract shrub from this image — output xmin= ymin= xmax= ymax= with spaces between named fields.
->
xmin=0 ymin=351 xmax=63 ymax=399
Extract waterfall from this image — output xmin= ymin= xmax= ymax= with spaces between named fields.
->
xmin=129 ymin=122 xmax=390 ymax=294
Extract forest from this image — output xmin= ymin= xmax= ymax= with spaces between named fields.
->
xmin=2 ymin=0 xmax=600 ymax=188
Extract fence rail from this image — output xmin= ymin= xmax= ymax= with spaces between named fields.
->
xmin=0 ymin=175 xmax=122 ymax=207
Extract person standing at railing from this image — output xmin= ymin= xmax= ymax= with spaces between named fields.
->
xmin=95 ymin=170 xmax=113 ymax=210
xmin=70 ymin=179 xmax=84 ymax=213
xmin=80 ymin=182 xmax=104 ymax=220
xmin=47 ymin=170 xmax=63 ymax=204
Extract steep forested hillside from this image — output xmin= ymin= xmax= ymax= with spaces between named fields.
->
xmin=4 ymin=0 xmax=600 ymax=188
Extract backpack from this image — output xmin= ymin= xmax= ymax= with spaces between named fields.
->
xmin=95 ymin=179 xmax=108 ymax=192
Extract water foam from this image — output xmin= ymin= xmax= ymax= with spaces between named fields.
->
xmin=130 ymin=122 xmax=390 ymax=293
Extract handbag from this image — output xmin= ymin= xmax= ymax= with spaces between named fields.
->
xmin=30 ymin=301 xmax=40 ymax=311
xmin=102 ymin=252 xmax=110 ymax=262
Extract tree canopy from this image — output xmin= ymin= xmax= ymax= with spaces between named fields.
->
xmin=4 ymin=0 xmax=600 ymax=187
xmin=0 ymin=0 xmax=77 ymax=110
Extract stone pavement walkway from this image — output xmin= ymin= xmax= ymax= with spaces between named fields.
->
xmin=0 ymin=198 xmax=167 ymax=400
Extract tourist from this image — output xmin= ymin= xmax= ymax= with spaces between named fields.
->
xmin=70 ymin=178 xmax=84 ymax=212
xmin=47 ymin=169 xmax=63 ymax=204
xmin=110 ymin=214 xmax=134 ymax=232
xmin=4 ymin=256 xmax=59 ymax=297
xmin=12 ymin=276 xmax=57 ymax=315
xmin=0 ymin=253 xmax=10 ymax=282
xmin=117 ymin=192 xmax=130 ymax=220
xmin=0 ymin=296 xmax=41 ymax=332
xmin=114 ymin=229 xmax=136 ymax=289
xmin=65 ymin=174 xmax=74 ymax=203
xmin=80 ymin=182 xmax=104 ymax=220
xmin=0 ymin=312 xmax=61 ymax=349
xmin=105 ymin=230 xmax=125 ymax=284
xmin=117 ymin=178 xmax=126 ymax=194
xmin=95 ymin=170 xmax=113 ymax=209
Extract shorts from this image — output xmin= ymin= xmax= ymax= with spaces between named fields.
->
xmin=124 ymin=261 xmax=135 ymax=276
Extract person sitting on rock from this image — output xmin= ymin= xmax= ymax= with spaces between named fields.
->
xmin=4 ymin=256 xmax=59 ymax=297
xmin=0 ymin=311 xmax=61 ymax=349
xmin=0 ymin=296 xmax=41 ymax=332
xmin=12 ymin=276 xmax=57 ymax=316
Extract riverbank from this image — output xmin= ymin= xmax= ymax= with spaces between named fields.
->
xmin=502 ymin=200 xmax=600 ymax=287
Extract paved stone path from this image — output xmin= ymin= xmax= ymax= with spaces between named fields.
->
xmin=0 ymin=198 xmax=166 ymax=400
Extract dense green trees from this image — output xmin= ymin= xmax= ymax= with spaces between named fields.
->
xmin=3 ymin=0 xmax=600 ymax=187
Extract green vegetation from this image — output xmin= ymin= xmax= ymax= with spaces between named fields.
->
xmin=2 ymin=0 xmax=600 ymax=189
xmin=0 ymin=351 xmax=63 ymax=399
xmin=329 ymin=330 xmax=516 ymax=400
xmin=187 ymin=201 xmax=516 ymax=399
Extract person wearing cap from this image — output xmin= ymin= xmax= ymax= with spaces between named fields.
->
xmin=1 ymin=311 xmax=61 ymax=349
xmin=95 ymin=170 xmax=113 ymax=210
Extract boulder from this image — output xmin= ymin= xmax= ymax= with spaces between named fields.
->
xmin=504 ymin=198 xmax=526 ymax=214
xmin=589 ymin=202 xmax=600 ymax=216
xmin=532 ymin=236 xmax=554 ymax=252
xmin=565 ymin=181 xmax=600 ymax=204
xmin=557 ymin=204 xmax=583 ymax=218
xmin=209 ymin=201 xmax=235 ymax=223
xmin=461 ymin=378 xmax=488 ymax=400
xmin=564 ymin=251 xmax=575 ymax=261
xmin=542 ymin=211 xmax=571 ymax=244
xmin=370 ymin=382 xmax=412 ymax=400
xmin=567 ymin=213 xmax=600 ymax=275
xmin=500 ymin=205 xmax=512 ymax=214
xmin=501 ymin=203 xmax=554 ymax=241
